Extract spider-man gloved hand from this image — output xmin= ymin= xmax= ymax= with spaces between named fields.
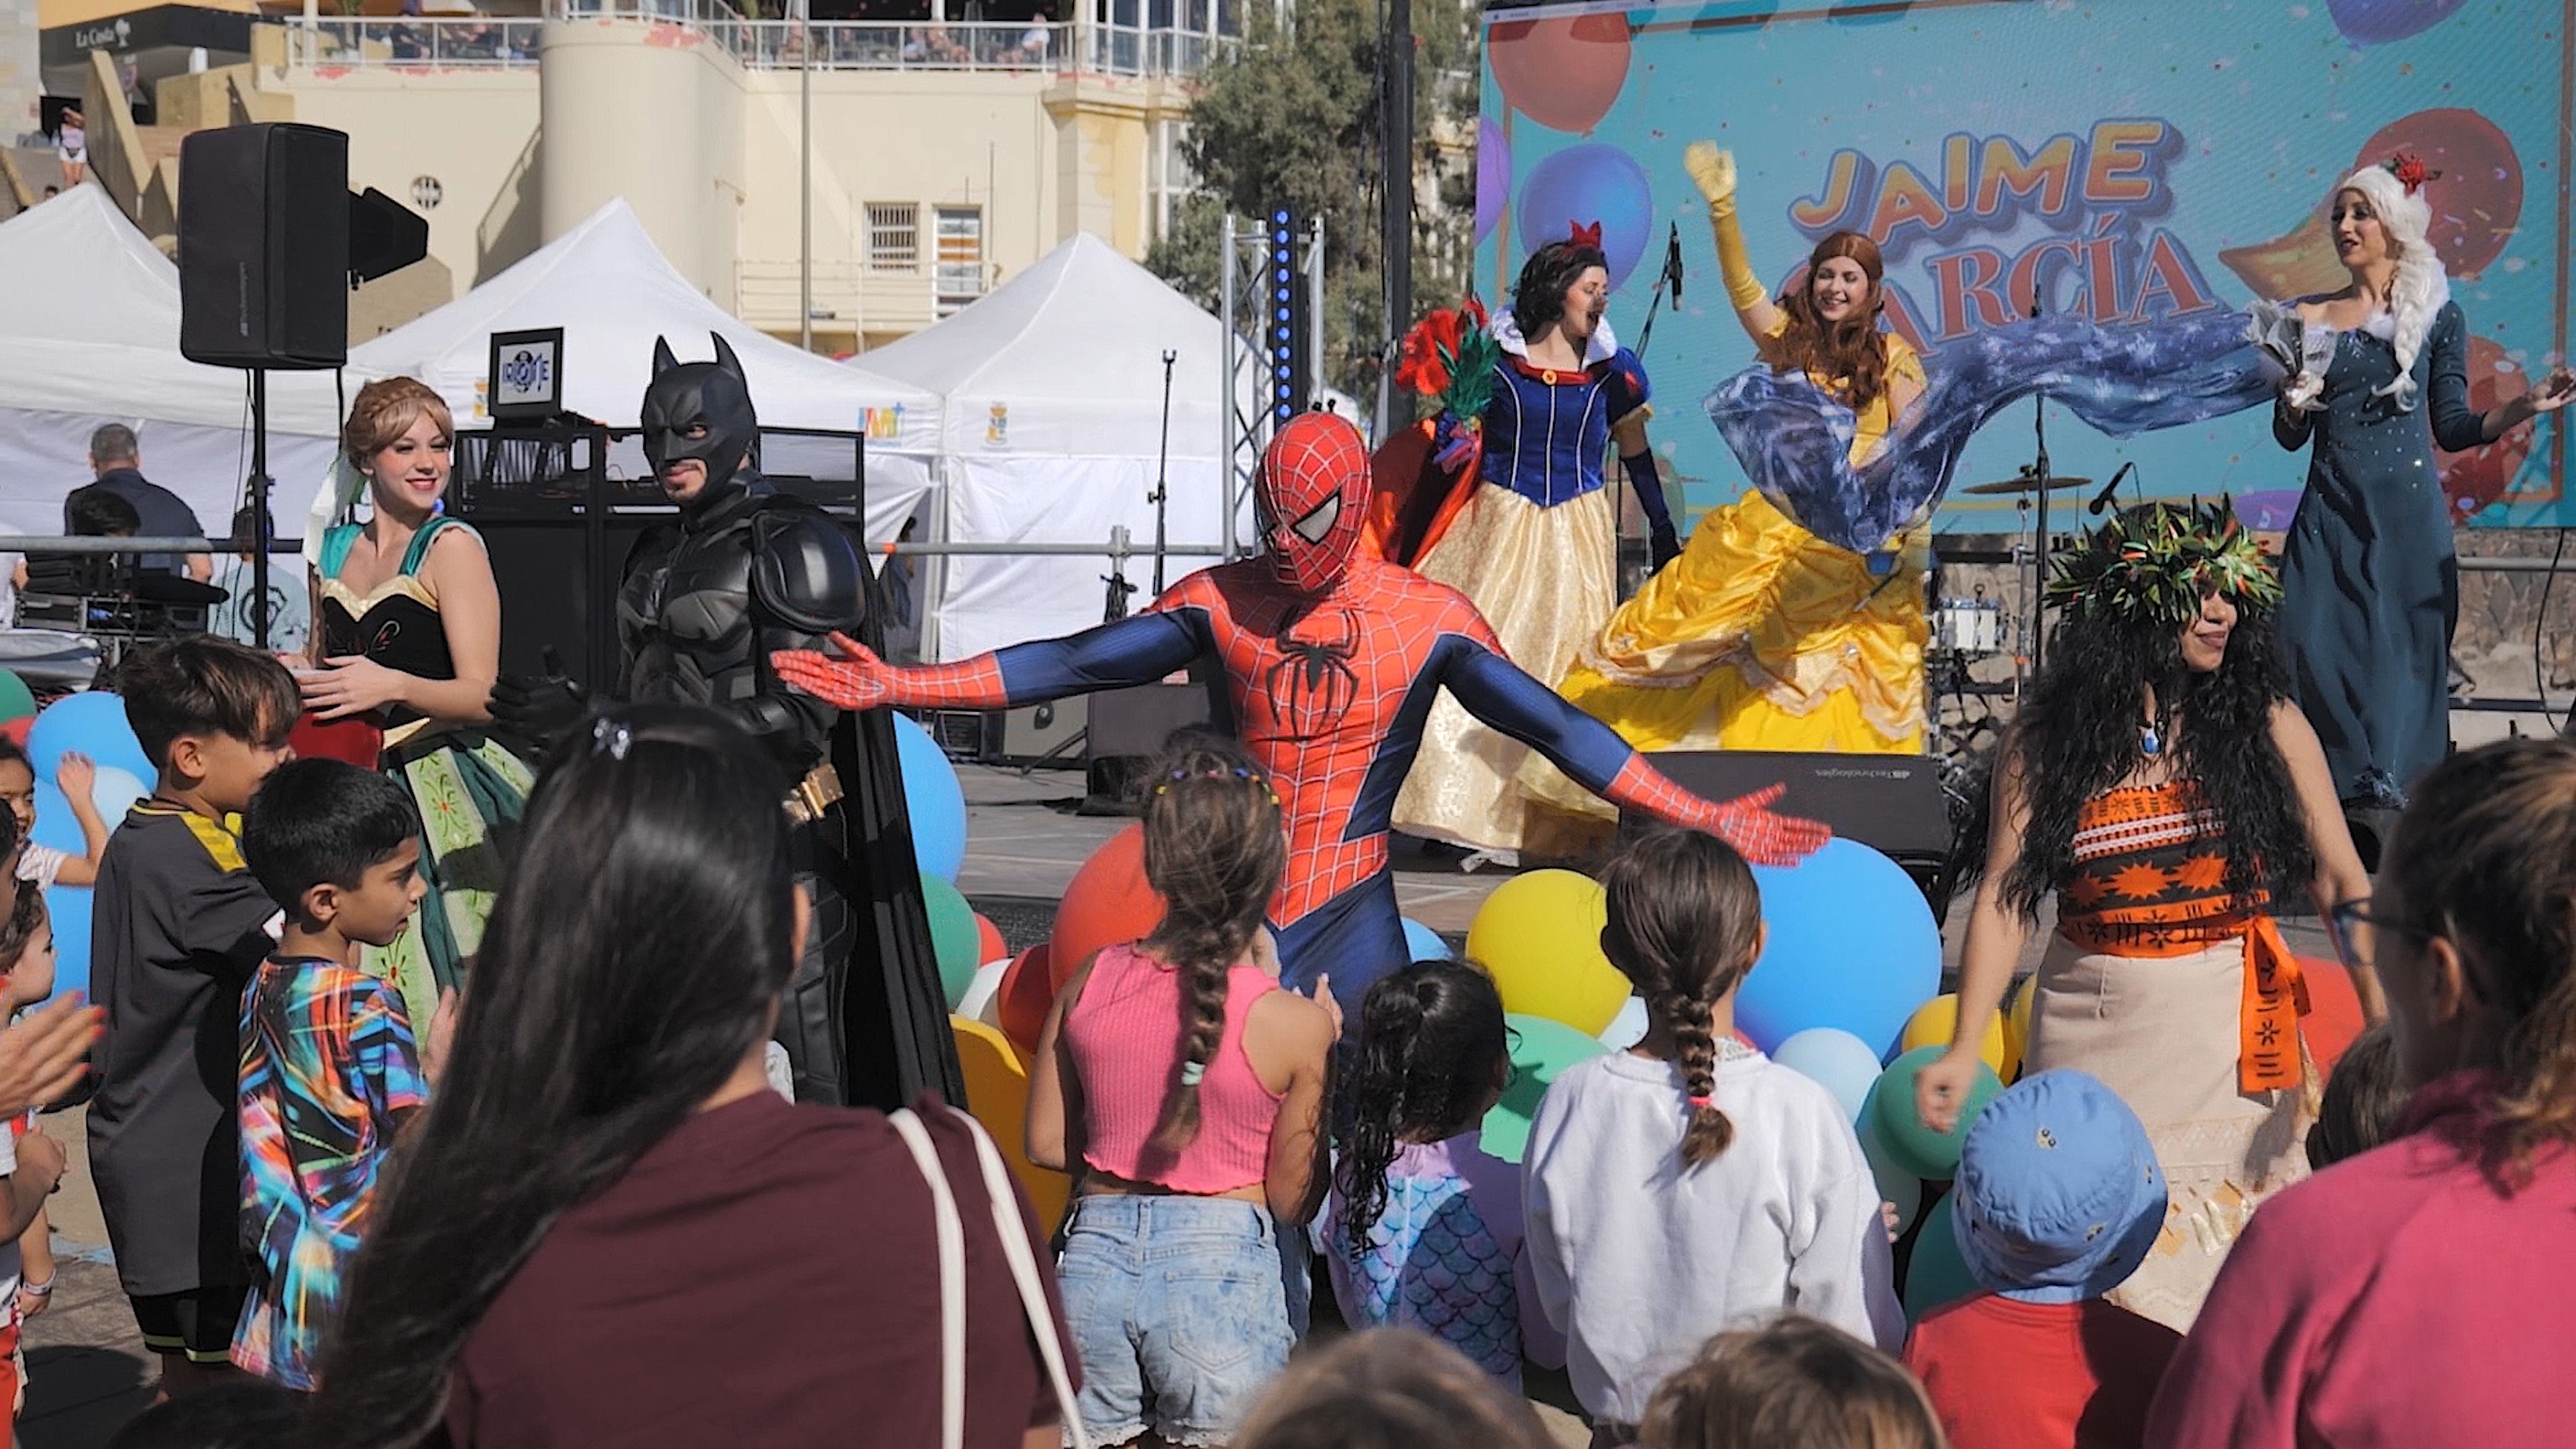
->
xmin=1602 ymin=765 xmax=1831 ymax=867
xmin=771 ymin=633 xmax=1010 ymax=712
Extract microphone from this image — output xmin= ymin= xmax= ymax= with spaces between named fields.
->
xmin=1663 ymin=223 xmax=1685 ymax=303
xmin=2089 ymin=462 xmax=2137 ymax=517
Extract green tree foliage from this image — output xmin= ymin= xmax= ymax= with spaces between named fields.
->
xmin=1146 ymin=0 xmax=1477 ymax=407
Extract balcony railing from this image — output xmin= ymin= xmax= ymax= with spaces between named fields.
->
xmin=266 ymin=3 xmax=1231 ymax=76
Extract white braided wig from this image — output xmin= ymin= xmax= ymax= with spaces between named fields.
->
xmin=2334 ymin=163 xmax=2451 ymax=410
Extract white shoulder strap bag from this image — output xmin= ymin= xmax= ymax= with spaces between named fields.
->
xmin=886 ymin=1107 xmax=1091 ymax=1449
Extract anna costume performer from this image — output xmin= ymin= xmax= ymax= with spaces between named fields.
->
xmin=1376 ymin=226 xmax=1681 ymax=858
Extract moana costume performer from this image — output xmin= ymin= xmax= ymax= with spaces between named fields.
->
xmin=776 ymin=412 xmax=1818 ymax=1008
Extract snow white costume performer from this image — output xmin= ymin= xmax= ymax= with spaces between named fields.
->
xmin=1383 ymin=226 xmax=1681 ymax=858
xmin=1539 ymin=145 xmax=1932 ymax=803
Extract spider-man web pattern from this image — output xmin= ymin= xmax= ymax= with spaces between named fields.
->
xmin=775 ymin=553 xmax=1823 ymax=1001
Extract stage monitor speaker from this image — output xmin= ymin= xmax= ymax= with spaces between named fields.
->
xmin=1635 ymin=750 xmax=1955 ymax=890
xmin=178 ymin=123 xmax=350 ymax=370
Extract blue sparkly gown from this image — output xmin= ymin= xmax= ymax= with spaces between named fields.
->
xmin=2271 ymin=302 xmax=2484 ymax=806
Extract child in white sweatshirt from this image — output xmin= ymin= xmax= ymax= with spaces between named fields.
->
xmin=1523 ymin=828 xmax=1904 ymax=1441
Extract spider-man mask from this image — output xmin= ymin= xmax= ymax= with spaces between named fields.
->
xmin=1256 ymin=411 xmax=1371 ymax=594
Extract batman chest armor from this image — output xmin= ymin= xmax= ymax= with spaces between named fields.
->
xmin=620 ymin=517 xmax=764 ymax=707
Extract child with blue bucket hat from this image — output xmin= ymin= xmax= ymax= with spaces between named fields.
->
xmin=1901 ymin=1071 xmax=2181 ymax=1449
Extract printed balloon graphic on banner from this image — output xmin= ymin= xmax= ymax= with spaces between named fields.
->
xmin=1517 ymin=144 xmax=1654 ymax=290
xmin=2222 ymin=107 xmax=2521 ymax=299
xmin=1477 ymin=117 xmax=1511 ymax=243
xmin=1489 ymin=12 xmax=1632 ymax=136
xmin=2326 ymin=0 xmax=2468 ymax=46
xmin=2442 ymin=335 xmax=2532 ymax=522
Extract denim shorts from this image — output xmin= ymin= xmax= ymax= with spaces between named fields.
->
xmin=1055 ymin=1195 xmax=1293 ymax=1447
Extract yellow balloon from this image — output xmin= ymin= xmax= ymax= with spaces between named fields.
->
xmin=951 ymin=1016 xmax=1069 ymax=1229
xmin=1465 ymin=869 xmax=1630 ymax=1037
xmin=2005 ymin=976 xmax=2037 ymax=1082
xmin=1899 ymin=993 xmax=2007 ymax=1077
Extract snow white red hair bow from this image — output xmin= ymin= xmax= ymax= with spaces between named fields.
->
xmin=1567 ymin=219 xmax=1604 ymax=251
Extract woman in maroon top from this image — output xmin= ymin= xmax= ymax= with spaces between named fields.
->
xmin=302 ymin=706 xmax=1072 ymax=1448
xmin=2149 ymin=737 xmax=2576 ymax=1448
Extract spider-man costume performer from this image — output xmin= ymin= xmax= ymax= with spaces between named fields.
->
xmin=775 ymin=413 xmax=1827 ymax=1001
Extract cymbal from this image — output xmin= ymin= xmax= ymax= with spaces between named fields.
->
xmin=1962 ymin=473 xmax=2094 ymax=496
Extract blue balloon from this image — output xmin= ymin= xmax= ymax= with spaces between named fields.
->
xmin=1770 ymin=1026 xmax=1885 ymax=1123
xmin=892 ymin=712 xmax=967 ymax=883
xmin=25 ymin=692 xmax=154 ymax=787
xmin=1401 ymin=918 xmax=1452 ymax=963
xmin=1517 ymin=144 xmax=1654 ymax=290
xmin=39 ymin=885 xmax=91 ymax=1005
xmin=1739 ymin=838 xmax=1942 ymax=1060
xmin=28 ymin=782 xmax=81 ymax=856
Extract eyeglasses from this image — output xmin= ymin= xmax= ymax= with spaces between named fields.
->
xmin=2326 ymin=897 xmax=2437 ymax=975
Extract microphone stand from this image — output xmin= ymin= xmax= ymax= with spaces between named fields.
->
xmin=1150 ymin=350 xmax=1175 ymax=596
xmin=2027 ymin=300 xmax=2052 ymax=675
xmin=1617 ymin=223 xmax=1686 ymax=596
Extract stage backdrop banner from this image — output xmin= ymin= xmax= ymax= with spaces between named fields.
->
xmin=1477 ymin=0 xmax=2571 ymax=532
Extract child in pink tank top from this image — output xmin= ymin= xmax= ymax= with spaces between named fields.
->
xmin=1029 ymin=740 xmax=1339 ymax=1448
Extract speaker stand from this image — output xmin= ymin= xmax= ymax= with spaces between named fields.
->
xmin=247 ymin=368 xmax=274 ymax=649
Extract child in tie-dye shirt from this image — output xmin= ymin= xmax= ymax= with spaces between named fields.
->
xmin=1324 ymin=959 xmax=1556 ymax=1389
xmin=233 ymin=759 xmax=455 ymax=1389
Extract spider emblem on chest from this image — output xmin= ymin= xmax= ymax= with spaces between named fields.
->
xmin=1265 ymin=606 xmax=1360 ymax=739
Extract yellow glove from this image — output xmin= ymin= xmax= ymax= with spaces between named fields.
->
xmin=1685 ymin=140 xmax=1767 ymax=311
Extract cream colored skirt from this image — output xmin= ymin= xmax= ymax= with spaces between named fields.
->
xmin=2025 ymin=932 xmax=2315 ymax=1333
xmin=1393 ymin=483 xmax=1615 ymax=855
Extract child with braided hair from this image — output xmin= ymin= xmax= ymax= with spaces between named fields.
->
xmin=1028 ymin=737 xmax=1338 ymax=1448
xmin=1524 ymin=828 xmax=1901 ymax=1444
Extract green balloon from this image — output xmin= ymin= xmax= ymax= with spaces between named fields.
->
xmin=924 ymin=876 xmax=981 ymax=1010
xmin=1480 ymin=1012 xmax=1609 ymax=1165
xmin=1867 ymin=1044 xmax=2003 ymax=1182
xmin=0 ymin=670 xmax=32 ymax=724
xmin=1902 ymin=1195 xmax=1982 ymax=1321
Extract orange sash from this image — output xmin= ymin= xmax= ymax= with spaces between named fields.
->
xmin=2238 ymin=916 xmax=2311 ymax=1094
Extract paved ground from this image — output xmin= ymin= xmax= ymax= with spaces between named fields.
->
xmin=18 ymin=755 xmax=2343 ymax=1447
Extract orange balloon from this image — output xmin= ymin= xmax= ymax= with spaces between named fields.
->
xmin=973 ymin=913 xmax=1007 ymax=967
xmin=2300 ymin=954 xmax=2367 ymax=1072
xmin=1048 ymin=824 xmax=1165 ymax=990
xmin=1488 ymin=11 xmax=1631 ymax=136
xmin=997 ymin=943 xmax=1058 ymax=1055
xmin=0 ymin=718 xmax=29 ymax=746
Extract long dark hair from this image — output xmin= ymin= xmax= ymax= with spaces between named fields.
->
xmin=1509 ymin=239 xmax=1609 ymax=343
xmin=1138 ymin=736 xmax=1286 ymax=1155
xmin=303 ymin=706 xmax=799 ymax=1445
xmin=1600 ymin=828 xmax=1765 ymax=1170
xmin=1761 ymin=230 xmax=1892 ymax=413
xmin=2384 ymin=737 xmax=2576 ymax=1185
xmin=1990 ymin=579 xmax=2310 ymax=920
xmin=1334 ymin=960 xmax=1509 ymax=1254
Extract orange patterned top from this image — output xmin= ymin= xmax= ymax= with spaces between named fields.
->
xmin=2056 ymin=782 xmax=2265 ymax=957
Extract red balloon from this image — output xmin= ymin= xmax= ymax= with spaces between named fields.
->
xmin=2300 ymin=955 xmax=2367 ymax=1073
xmin=974 ymin=913 xmax=1008 ymax=967
xmin=1488 ymin=12 xmax=1631 ymax=137
xmin=1047 ymin=824 xmax=1165 ymax=990
xmin=998 ymin=943 xmax=1057 ymax=1055
xmin=2355 ymin=108 xmax=2521 ymax=279
xmin=0 ymin=718 xmax=29 ymax=747
xmin=2440 ymin=335 xmax=2532 ymax=522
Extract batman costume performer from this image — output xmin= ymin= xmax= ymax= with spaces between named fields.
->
xmin=490 ymin=334 xmax=959 ymax=1110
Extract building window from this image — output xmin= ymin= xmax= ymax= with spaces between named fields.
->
xmin=934 ymin=207 xmax=984 ymax=316
xmin=867 ymin=203 xmax=918 ymax=272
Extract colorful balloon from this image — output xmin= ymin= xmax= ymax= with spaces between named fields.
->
xmin=892 ymin=712 xmax=968 ymax=883
xmin=1048 ymin=825 xmax=1164 ymax=990
xmin=1487 ymin=11 xmax=1631 ymax=136
xmin=1738 ymin=839 xmax=1943 ymax=1059
xmin=973 ymin=912 xmax=1008 ymax=970
xmin=1900 ymin=994 xmax=2008 ymax=1077
xmin=951 ymin=1016 xmax=1071 ymax=1226
xmin=1772 ymin=1027 xmax=1886 ymax=1123
xmin=0 ymin=670 xmax=33 ymax=724
xmin=2326 ymin=0 xmax=2467 ymax=46
xmin=2003 ymin=977 xmax=2036 ymax=1083
xmin=1860 ymin=1118 xmax=1923 ymax=1238
xmin=40 ymin=885 xmax=91 ymax=1003
xmin=1481 ymin=1012 xmax=1609 ymax=1165
xmin=1402 ymin=917 xmax=1454 ymax=963
xmin=1598 ymin=994 xmax=1649 ymax=1051
xmin=1466 ymin=869 xmax=1631 ymax=1037
xmin=1868 ymin=1045 xmax=2004 ymax=1182
xmin=996 ymin=943 xmax=1057 ymax=1055
xmin=924 ymin=876 xmax=983 ymax=1010
xmin=2361 ymin=107 xmax=2520 ymax=279
xmin=1902 ymin=1195 xmax=1981 ymax=1321
xmin=1517 ymin=144 xmax=1655 ymax=291
xmin=25 ymin=692 xmax=154 ymax=787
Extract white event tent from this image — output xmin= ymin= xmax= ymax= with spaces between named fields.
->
xmin=0 ymin=185 xmax=346 ymax=539
xmin=350 ymin=199 xmax=943 ymax=545
xmin=853 ymin=231 xmax=1260 ymax=661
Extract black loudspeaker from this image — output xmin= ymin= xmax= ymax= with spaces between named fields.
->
xmin=178 ymin=123 xmax=350 ymax=370
xmin=1636 ymin=750 xmax=1954 ymax=892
